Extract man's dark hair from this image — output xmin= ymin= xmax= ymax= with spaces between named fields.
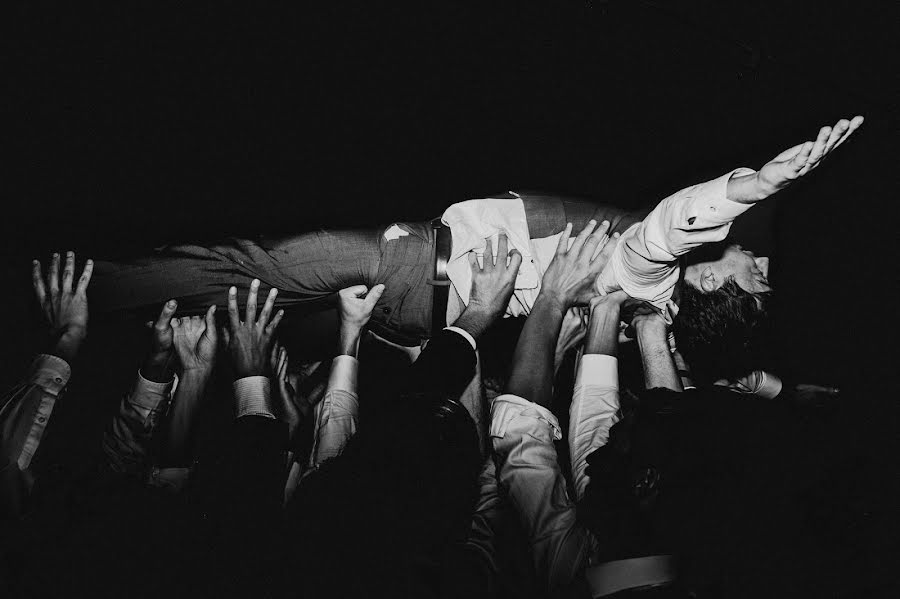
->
xmin=674 ymin=242 xmax=771 ymax=385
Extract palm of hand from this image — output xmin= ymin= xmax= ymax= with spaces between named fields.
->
xmin=173 ymin=317 xmax=217 ymax=371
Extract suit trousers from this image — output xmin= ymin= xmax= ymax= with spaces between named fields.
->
xmin=92 ymin=195 xmax=645 ymax=354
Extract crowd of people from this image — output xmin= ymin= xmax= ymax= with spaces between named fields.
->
xmin=1 ymin=117 xmax=868 ymax=598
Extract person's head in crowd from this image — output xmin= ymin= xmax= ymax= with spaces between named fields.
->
xmin=675 ymin=239 xmax=772 ymax=384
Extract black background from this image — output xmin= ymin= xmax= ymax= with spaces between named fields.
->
xmin=3 ymin=1 xmax=898 ymax=589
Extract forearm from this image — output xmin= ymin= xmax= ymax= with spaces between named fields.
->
xmin=451 ymin=305 xmax=497 ymax=342
xmin=583 ymin=303 xmax=622 ymax=357
xmin=141 ymin=351 xmax=177 ymax=384
xmin=161 ymin=371 xmax=210 ymax=466
xmin=338 ymin=325 xmax=364 ymax=358
xmin=725 ymin=170 xmax=772 ymax=204
xmin=506 ymin=295 xmax=565 ymax=409
xmin=636 ymin=325 xmax=682 ymax=391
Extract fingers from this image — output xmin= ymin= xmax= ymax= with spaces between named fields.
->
xmin=155 ymin=299 xmax=178 ymax=333
xmin=467 ymin=251 xmax=479 ymax=272
xmin=270 ymin=340 xmax=282 ymax=370
xmin=569 ymin=220 xmax=598 ymax=257
xmin=202 ymin=305 xmax=218 ymax=342
xmin=506 ymin=249 xmax=523 ymax=276
xmin=821 ymin=119 xmax=849 ymax=156
xmin=245 ymin=279 xmax=260 ymax=324
xmin=48 ymin=253 xmax=60 ymax=295
xmin=341 ymin=284 xmax=369 ymax=298
xmin=497 ymin=233 xmax=509 ymax=267
xmin=363 ymin=283 xmax=386 ymax=309
xmin=62 ymin=251 xmax=75 ymax=293
xmin=582 ymin=220 xmax=610 ymax=261
xmin=227 ymin=286 xmax=240 ymax=329
xmin=258 ymin=287 xmax=278 ymax=328
xmin=592 ymin=231 xmax=620 ymax=267
xmin=76 ymin=259 xmax=94 ymax=295
xmin=800 ymin=125 xmax=832 ymax=174
xmin=32 ymin=260 xmax=47 ymax=306
xmin=789 ymin=141 xmax=814 ymax=173
xmin=555 ymin=223 xmax=573 ymax=255
xmin=265 ymin=309 xmax=285 ymax=337
xmin=483 ymin=236 xmax=494 ymax=270
xmin=221 ymin=326 xmax=231 ymax=347
xmin=204 ymin=304 xmax=217 ymax=331
xmin=831 ymin=115 xmax=864 ymax=152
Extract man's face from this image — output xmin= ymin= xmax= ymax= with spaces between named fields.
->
xmin=684 ymin=244 xmax=771 ymax=294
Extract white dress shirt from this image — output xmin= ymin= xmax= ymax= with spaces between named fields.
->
xmin=442 ymin=168 xmax=756 ymax=315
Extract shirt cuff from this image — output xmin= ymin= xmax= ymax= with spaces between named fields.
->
xmin=490 ymin=393 xmax=562 ymax=441
xmin=132 ymin=371 xmax=177 ymax=410
xmin=691 ymin=167 xmax=757 ymax=224
xmin=29 ymin=354 xmax=72 ymax=396
xmin=234 ymin=376 xmax=275 ymax=420
xmin=445 ymin=326 xmax=477 ymax=351
xmin=575 ymin=354 xmax=619 ymax=391
xmin=328 ymin=355 xmax=358 ymax=394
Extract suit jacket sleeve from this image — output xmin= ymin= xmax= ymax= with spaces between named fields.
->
xmin=406 ymin=329 xmax=477 ymax=398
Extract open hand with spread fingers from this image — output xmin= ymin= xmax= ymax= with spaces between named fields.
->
xmin=32 ymin=251 xmax=94 ymax=363
xmin=539 ymin=220 xmax=619 ymax=311
xmin=224 ymin=279 xmax=284 ymax=379
xmin=745 ymin=116 xmax=864 ymax=200
xmin=466 ymin=232 xmax=523 ymax=320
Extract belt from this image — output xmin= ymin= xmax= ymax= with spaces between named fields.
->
xmin=584 ymin=555 xmax=676 ymax=597
xmin=429 ymin=217 xmax=452 ymax=336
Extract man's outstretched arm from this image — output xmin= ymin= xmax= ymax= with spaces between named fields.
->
xmin=597 ymin=116 xmax=864 ymax=306
xmin=727 ymin=116 xmax=864 ymax=203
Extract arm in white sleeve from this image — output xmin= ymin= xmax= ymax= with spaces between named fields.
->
xmin=307 ymin=355 xmax=359 ymax=469
xmin=598 ymin=168 xmax=756 ymax=308
xmin=569 ymin=354 xmax=620 ymax=502
xmin=491 ymin=394 xmax=598 ymax=593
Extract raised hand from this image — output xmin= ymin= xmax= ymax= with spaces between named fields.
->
xmin=755 ymin=116 xmax=864 ymax=196
xmin=172 ymin=305 xmax=218 ymax=375
xmin=539 ymin=220 xmax=618 ymax=311
xmin=270 ymin=341 xmax=306 ymax=444
xmin=467 ymin=232 xmax=523 ymax=320
xmin=32 ymin=251 xmax=94 ymax=363
xmin=554 ymin=307 xmax=588 ymax=372
xmin=143 ymin=299 xmax=179 ymax=382
xmin=225 ymin=279 xmax=284 ymax=379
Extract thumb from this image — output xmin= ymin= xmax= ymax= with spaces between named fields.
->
xmin=364 ymin=283 xmax=386 ymax=308
xmin=204 ymin=304 xmax=217 ymax=331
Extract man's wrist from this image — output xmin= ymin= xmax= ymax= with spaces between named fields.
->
xmin=179 ymin=367 xmax=212 ymax=385
xmin=533 ymin=292 xmax=567 ymax=315
xmin=143 ymin=351 xmax=176 ymax=383
xmin=339 ymin=326 xmax=363 ymax=357
xmin=50 ymin=331 xmax=85 ymax=364
xmin=453 ymin=305 xmax=495 ymax=341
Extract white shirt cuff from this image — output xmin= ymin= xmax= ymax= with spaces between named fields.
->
xmin=328 ymin=355 xmax=359 ymax=394
xmin=699 ymin=167 xmax=758 ymax=223
xmin=575 ymin=354 xmax=619 ymax=391
xmin=234 ymin=376 xmax=275 ymax=419
xmin=444 ymin=326 xmax=477 ymax=351
xmin=490 ymin=393 xmax=562 ymax=441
